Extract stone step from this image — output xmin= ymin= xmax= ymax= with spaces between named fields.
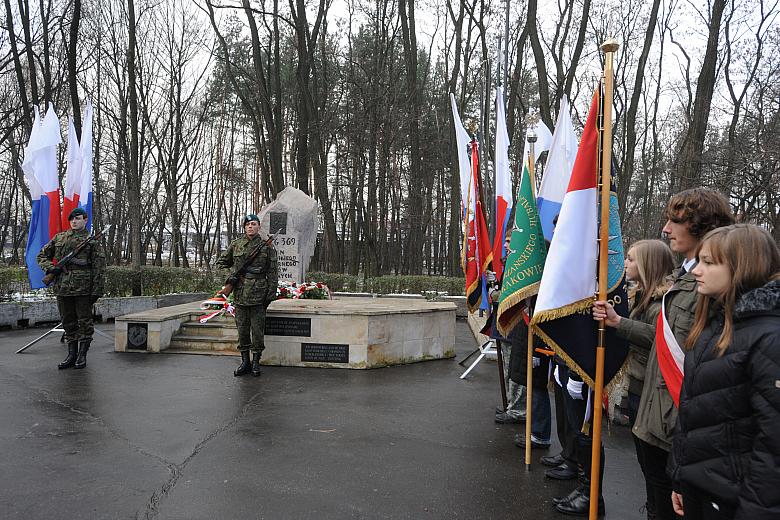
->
xmin=168 ymin=335 xmax=238 ymax=352
xmin=163 ymin=348 xmax=239 ymax=357
xmin=179 ymin=322 xmax=238 ymax=338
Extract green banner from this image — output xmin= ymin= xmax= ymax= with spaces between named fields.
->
xmin=496 ymin=162 xmax=547 ymax=336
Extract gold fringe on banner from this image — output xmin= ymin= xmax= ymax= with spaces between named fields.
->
xmin=529 ymin=297 xmax=593 ymax=325
xmin=495 ymin=281 xmax=540 ymax=337
xmin=531 ymin=323 xmax=629 ymax=395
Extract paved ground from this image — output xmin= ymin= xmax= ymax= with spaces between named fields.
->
xmin=0 ymin=319 xmax=644 ymax=520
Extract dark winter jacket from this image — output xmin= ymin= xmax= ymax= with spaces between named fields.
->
xmin=507 ymin=317 xmax=551 ymax=389
xmin=670 ymin=279 xmax=780 ymax=519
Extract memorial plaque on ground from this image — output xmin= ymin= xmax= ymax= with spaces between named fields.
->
xmin=258 ymin=187 xmax=318 ymax=284
xmin=265 ymin=316 xmax=312 ymax=337
xmin=301 ymin=343 xmax=349 ymax=363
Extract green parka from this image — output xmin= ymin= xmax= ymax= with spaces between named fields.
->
xmin=618 ymin=266 xmax=698 ymax=452
xmin=621 ymin=285 xmax=668 ymax=396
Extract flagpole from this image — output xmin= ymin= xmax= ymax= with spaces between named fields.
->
xmin=524 ymin=130 xmax=537 ymax=469
xmin=590 ymin=38 xmax=619 ymax=520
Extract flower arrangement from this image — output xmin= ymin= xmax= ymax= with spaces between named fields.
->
xmin=275 ymin=281 xmax=331 ymax=300
xmin=198 ymin=294 xmax=235 ymax=323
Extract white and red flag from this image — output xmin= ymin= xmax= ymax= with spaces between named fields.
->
xmin=492 ymin=87 xmax=511 ymax=279
xmin=62 ymin=101 xmax=94 ymax=231
xmin=23 ymin=104 xmax=62 ymax=289
xmin=530 ymin=87 xmax=629 ymax=389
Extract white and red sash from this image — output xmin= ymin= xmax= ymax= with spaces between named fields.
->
xmin=655 ymin=291 xmax=685 ymax=407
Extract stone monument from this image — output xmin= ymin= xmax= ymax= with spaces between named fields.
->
xmin=257 ymin=186 xmax=318 ymax=284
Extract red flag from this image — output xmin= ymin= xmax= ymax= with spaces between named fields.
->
xmin=464 ymin=139 xmax=493 ymax=312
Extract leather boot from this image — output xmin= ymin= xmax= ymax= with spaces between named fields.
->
xmin=74 ymin=340 xmax=90 ymax=369
xmin=234 ymin=350 xmax=251 ymax=376
xmin=251 ymin=352 xmax=262 ymax=377
xmin=58 ymin=342 xmax=78 ymax=369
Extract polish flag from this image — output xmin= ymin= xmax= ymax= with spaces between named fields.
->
xmin=23 ymin=104 xmax=62 ymax=289
xmin=531 ymin=87 xmax=629 ymax=389
xmin=492 ymin=87 xmax=511 ymax=278
xmin=61 ymin=101 xmax=94 ymax=231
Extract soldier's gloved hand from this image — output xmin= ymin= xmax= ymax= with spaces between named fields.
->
xmin=47 ymin=266 xmax=62 ymax=276
xmin=532 ymin=356 xmax=541 ymax=369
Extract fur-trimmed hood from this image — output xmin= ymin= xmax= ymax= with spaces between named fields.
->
xmin=735 ymin=279 xmax=780 ymax=318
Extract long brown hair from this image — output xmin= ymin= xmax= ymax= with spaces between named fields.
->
xmin=628 ymin=240 xmax=675 ymax=314
xmin=686 ymin=224 xmax=780 ymax=354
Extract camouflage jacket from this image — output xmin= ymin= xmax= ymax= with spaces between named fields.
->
xmin=36 ymin=229 xmax=106 ymax=297
xmin=216 ymin=235 xmax=278 ymax=306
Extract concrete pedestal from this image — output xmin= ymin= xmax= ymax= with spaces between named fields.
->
xmin=115 ymin=297 xmax=456 ymax=369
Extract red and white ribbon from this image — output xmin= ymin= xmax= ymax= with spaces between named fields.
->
xmin=655 ymin=292 xmax=685 ymax=407
xmin=198 ymin=296 xmax=235 ymax=323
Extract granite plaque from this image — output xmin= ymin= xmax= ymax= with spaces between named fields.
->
xmin=269 ymin=212 xmax=288 ymax=235
xmin=265 ymin=316 xmax=311 ymax=337
xmin=301 ymin=343 xmax=349 ymax=363
xmin=127 ymin=323 xmax=148 ymax=350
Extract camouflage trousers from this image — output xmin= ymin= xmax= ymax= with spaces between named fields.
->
xmin=234 ymin=304 xmax=266 ymax=354
xmin=57 ymin=295 xmax=94 ymax=343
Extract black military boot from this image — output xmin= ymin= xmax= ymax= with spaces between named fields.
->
xmin=74 ymin=340 xmax=90 ymax=369
xmin=251 ymin=352 xmax=262 ymax=377
xmin=58 ymin=342 xmax=78 ymax=369
xmin=234 ymin=350 xmax=251 ymax=376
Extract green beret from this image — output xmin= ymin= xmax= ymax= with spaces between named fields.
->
xmin=68 ymin=207 xmax=88 ymax=220
xmin=243 ymin=213 xmax=260 ymax=226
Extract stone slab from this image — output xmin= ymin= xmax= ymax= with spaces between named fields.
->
xmin=115 ymin=297 xmax=457 ymax=369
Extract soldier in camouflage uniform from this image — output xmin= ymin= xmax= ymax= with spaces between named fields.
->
xmin=216 ymin=214 xmax=278 ymax=377
xmin=37 ymin=208 xmax=105 ymax=369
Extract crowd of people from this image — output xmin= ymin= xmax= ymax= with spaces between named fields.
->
xmin=490 ymin=188 xmax=779 ymax=519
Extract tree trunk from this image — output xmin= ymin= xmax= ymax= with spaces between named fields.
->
xmin=674 ymin=0 xmax=727 ymax=190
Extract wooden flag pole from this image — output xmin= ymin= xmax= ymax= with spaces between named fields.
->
xmin=590 ymin=38 xmax=619 ymax=520
xmin=524 ymin=131 xmax=537 ymax=468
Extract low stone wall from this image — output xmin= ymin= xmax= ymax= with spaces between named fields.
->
xmin=0 ymin=293 xmax=209 ymax=329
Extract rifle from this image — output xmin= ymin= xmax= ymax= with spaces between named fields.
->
xmin=42 ymin=225 xmax=112 ymax=286
xmin=218 ymin=228 xmax=282 ymax=297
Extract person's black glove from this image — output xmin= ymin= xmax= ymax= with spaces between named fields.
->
xmin=47 ymin=266 xmax=63 ymax=276
xmin=90 ymin=294 xmax=102 ymax=305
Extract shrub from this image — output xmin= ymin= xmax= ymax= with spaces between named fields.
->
xmin=0 ymin=267 xmax=41 ymax=300
xmin=104 ymin=266 xmax=224 ymax=296
xmin=1 ymin=265 xmax=466 ymax=300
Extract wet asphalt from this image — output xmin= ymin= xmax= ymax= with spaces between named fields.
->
xmin=0 ymin=320 xmax=643 ymax=520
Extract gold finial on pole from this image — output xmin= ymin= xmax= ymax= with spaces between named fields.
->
xmin=467 ymin=119 xmax=478 ymax=136
xmin=600 ymin=38 xmax=619 ymax=53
